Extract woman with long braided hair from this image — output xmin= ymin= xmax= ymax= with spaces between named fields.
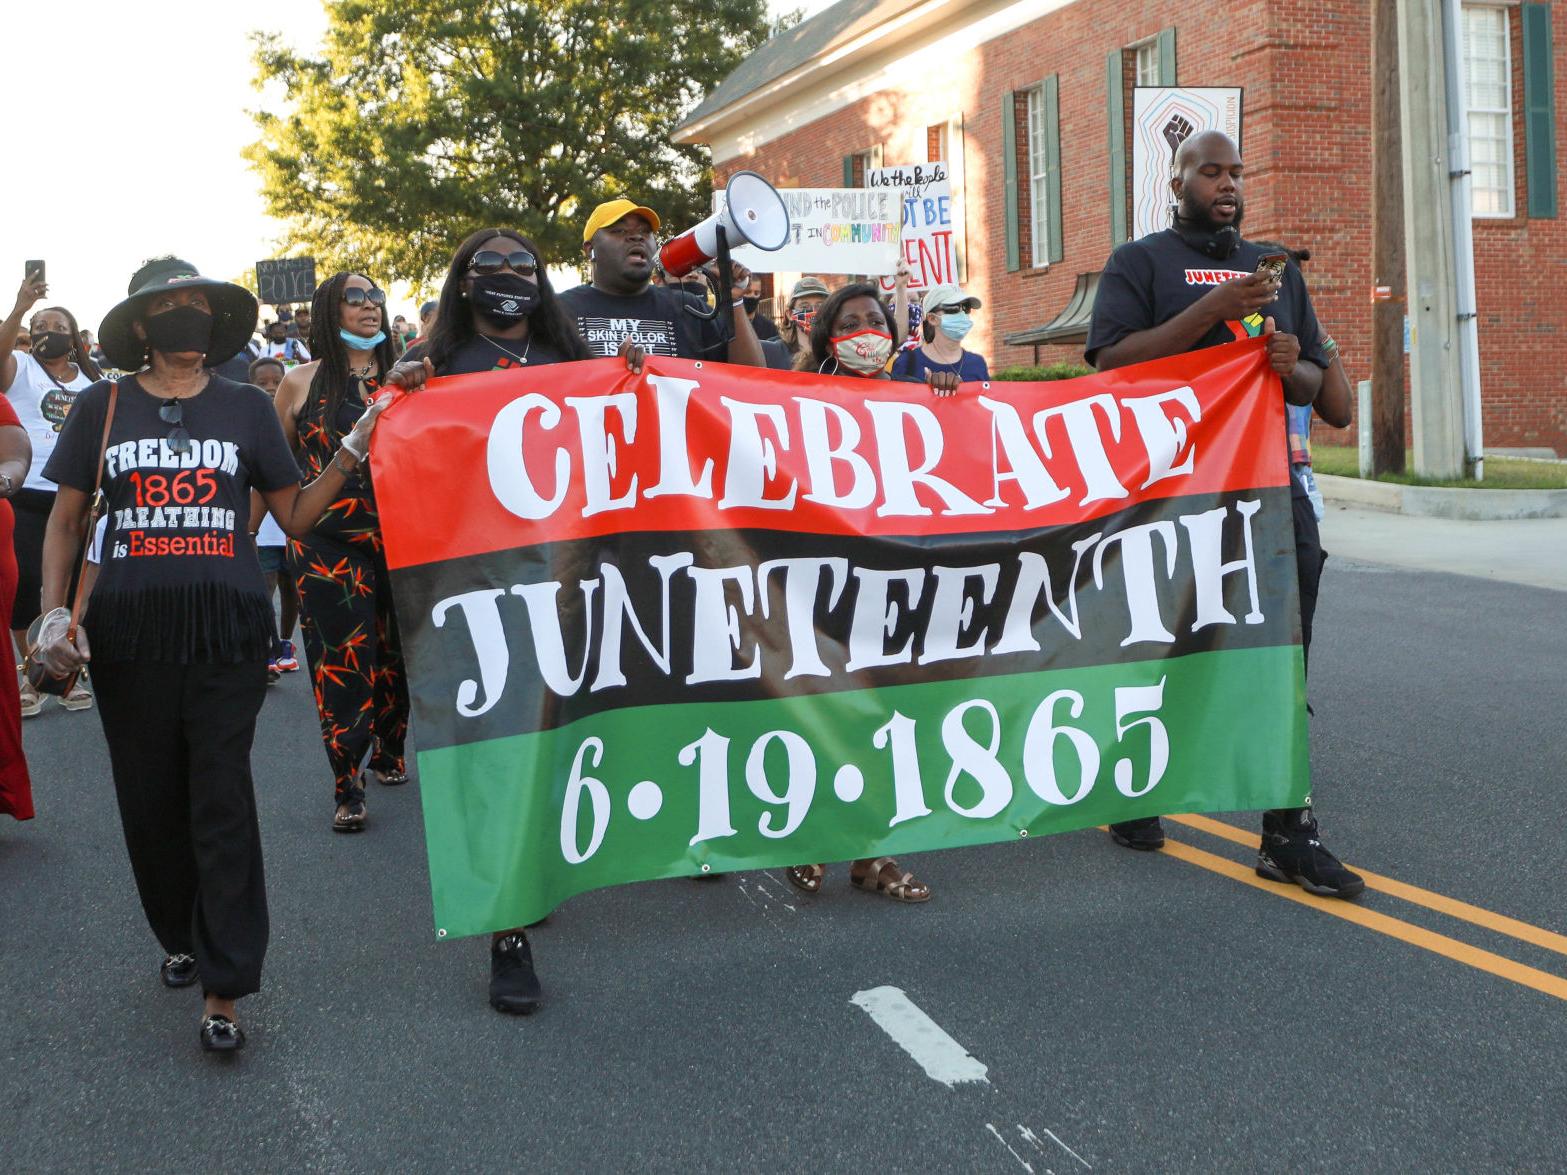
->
xmin=273 ymin=272 xmax=409 ymax=833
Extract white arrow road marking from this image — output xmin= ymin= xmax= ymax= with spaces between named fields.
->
xmin=1020 ymin=1123 xmax=1091 ymax=1169
xmin=850 ymin=986 xmax=990 ymax=1087
xmin=986 ymin=1124 xmax=1037 ymax=1172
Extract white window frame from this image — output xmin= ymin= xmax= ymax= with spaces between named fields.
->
xmin=1462 ymin=3 xmax=1516 ymax=218
xmin=1133 ymin=39 xmax=1162 ymax=87
xmin=1025 ymin=87 xmax=1050 ymax=268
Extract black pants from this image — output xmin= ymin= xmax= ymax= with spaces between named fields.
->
xmin=9 ymin=488 xmax=52 ymax=631
xmin=1293 ymin=490 xmax=1326 ymax=678
xmin=1267 ymin=491 xmax=1327 ymax=821
xmin=92 ymin=659 xmax=270 ymax=998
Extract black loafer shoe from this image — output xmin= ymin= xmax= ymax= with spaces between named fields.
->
xmin=200 ymin=1014 xmax=246 ymax=1053
xmin=489 ymin=933 xmax=543 ymax=1015
xmin=160 ymin=953 xmax=199 ymax=988
xmin=1109 ymin=816 xmax=1166 ymax=851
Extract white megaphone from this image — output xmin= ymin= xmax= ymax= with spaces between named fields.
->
xmin=657 ymin=170 xmax=791 ymax=277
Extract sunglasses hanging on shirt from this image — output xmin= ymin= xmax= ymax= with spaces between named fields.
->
xmin=159 ymin=398 xmax=193 ymax=455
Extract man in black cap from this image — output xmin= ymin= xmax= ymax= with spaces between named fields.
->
xmin=1085 ymin=129 xmax=1363 ymax=899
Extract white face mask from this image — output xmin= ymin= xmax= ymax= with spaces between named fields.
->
xmin=830 ymin=329 xmax=893 ymax=375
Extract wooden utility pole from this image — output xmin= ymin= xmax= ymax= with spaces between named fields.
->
xmin=1371 ymin=0 xmax=1407 ymax=475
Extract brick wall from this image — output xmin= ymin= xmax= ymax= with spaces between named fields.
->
xmin=711 ymin=0 xmax=1566 ymax=453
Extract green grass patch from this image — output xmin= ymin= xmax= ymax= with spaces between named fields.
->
xmin=992 ymin=363 xmax=1095 ymax=382
xmin=1311 ymin=445 xmax=1567 ymax=489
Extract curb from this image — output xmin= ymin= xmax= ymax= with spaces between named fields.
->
xmin=1318 ymin=474 xmax=1567 ymax=520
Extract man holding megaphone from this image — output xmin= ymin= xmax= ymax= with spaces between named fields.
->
xmin=559 ymin=198 xmax=766 ymax=370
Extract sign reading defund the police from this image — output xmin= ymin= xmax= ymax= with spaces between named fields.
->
xmin=372 ymin=342 xmax=1308 ymax=937
xmin=722 ymin=188 xmax=901 ymax=275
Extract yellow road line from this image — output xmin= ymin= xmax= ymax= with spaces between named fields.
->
xmin=1155 ymin=835 xmax=1567 ymax=1003
xmin=1167 ymin=813 xmax=1567 ymax=960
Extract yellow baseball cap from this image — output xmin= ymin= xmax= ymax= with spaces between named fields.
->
xmin=582 ymin=198 xmax=662 ymax=244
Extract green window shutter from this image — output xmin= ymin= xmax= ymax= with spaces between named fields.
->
xmin=1043 ymin=75 xmax=1063 ymax=264
xmin=1522 ymin=3 xmax=1557 ymax=219
xmin=1107 ymin=50 xmax=1127 ymax=244
xmin=1003 ymin=91 xmax=1021 ymax=272
xmin=842 ymin=155 xmax=855 ymax=186
xmin=1157 ymin=26 xmax=1177 ymax=85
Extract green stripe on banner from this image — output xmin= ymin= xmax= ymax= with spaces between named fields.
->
xmin=417 ymin=645 xmax=1307 ymax=938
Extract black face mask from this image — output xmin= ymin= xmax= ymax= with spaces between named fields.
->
xmin=143 ymin=306 xmax=214 ymax=355
xmin=470 ymin=273 xmax=539 ymax=324
xmin=1172 ymin=213 xmax=1241 ymax=259
xmin=31 ymin=331 xmax=74 ymax=361
xmin=742 ymin=296 xmax=760 ymax=315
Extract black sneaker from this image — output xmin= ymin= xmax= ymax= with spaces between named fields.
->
xmin=1256 ymin=809 xmax=1365 ymax=899
xmin=489 ymin=933 xmax=542 ymax=1015
xmin=160 ymin=953 xmax=198 ymax=988
xmin=1109 ymin=816 xmax=1166 ymax=851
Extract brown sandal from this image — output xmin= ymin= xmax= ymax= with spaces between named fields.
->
xmin=784 ymin=863 xmax=825 ymax=893
xmin=849 ymin=856 xmax=930 ymax=903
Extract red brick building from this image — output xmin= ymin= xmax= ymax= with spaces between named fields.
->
xmin=675 ymin=0 xmax=1565 ymax=454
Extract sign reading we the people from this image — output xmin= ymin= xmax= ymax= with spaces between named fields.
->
xmin=868 ymin=163 xmax=957 ymax=292
xmin=373 ymin=343 xmax=1307 ymax=938
xmin=723 ymin=187 xmax=901 ymax=275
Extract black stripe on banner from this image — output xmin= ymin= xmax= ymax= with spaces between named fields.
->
xmin=391 ymin=486 xmax=1299 ymax=749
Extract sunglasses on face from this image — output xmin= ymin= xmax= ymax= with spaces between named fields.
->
xmin=468 ymin=250 xmax=538 ymax=277
xmin=934 ymin=304 xmax=970 ymax=315
xmin=159 ymin=398 xmax=193 ymax=455
xmin=341 ymin=287 xmax=386 ymax=307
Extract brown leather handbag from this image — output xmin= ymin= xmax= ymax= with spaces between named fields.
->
xmin=24 ymin=381 xmax=119 ymax=696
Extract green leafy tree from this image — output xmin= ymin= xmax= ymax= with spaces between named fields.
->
xmin=248 ymin=1 xmax=779 ymax=287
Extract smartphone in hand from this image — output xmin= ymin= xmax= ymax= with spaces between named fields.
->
xmin=25 ymin=260 xmax=45 ymax=284
xmin=1255 ymin=252 xmax=1288 ymax=281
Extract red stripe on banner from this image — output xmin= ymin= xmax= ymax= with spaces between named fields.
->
xmin=373 ymin=338 xmax=1285 ymax=571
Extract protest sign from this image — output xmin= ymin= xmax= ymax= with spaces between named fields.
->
xmin=723 ymin=188 xmax=900 ymax=275
xmin=1131 ymin=88 xmax=1244 ymax=241
xmin=868 ymin=163 xmax=958 ymax=292
xmin=374 ymin=342 xmax=1307 ymax=938
xmin=256 ymin=257 xmax=317 ymax=305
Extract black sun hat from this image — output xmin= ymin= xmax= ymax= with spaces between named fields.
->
xmin=99 ymin=257 xmax=259 ymax=371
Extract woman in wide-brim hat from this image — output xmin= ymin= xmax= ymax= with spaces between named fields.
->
xmin=34 ymin=256 xmax=413 ymax=1054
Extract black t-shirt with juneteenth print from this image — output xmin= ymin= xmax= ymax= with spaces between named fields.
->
xmin=1084 ymin=228 xmax=1331 ymax=368
xmin=557 ymin=283 xmax=727 ymax=361
xmin=1085 ymin=228 xmax=1330 ymax=500
xmin=43 ymin=374 xmax=303 ymax=664
xmin=402 ymin=334 xmax=571 ymax=376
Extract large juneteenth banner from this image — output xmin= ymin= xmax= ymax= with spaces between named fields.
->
xmin=373 ymin=340 xmax=1307 ymax=938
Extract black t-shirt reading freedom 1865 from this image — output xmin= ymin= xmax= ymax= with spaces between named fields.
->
xmin=557 ymin=283 xmax=727 ymax=361
xmin=43 ymin=375 xmax=303 ymax=664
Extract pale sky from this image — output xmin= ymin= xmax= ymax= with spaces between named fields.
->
xmin=1 ymin=0 xmax=834 ymax=333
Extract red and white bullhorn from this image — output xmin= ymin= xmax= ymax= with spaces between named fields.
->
xmin=657 ymin=171 xmax=791 ymax=277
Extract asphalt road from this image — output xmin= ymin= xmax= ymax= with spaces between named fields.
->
xmin=3 ymin=557 xmax=1564 ymax=1172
